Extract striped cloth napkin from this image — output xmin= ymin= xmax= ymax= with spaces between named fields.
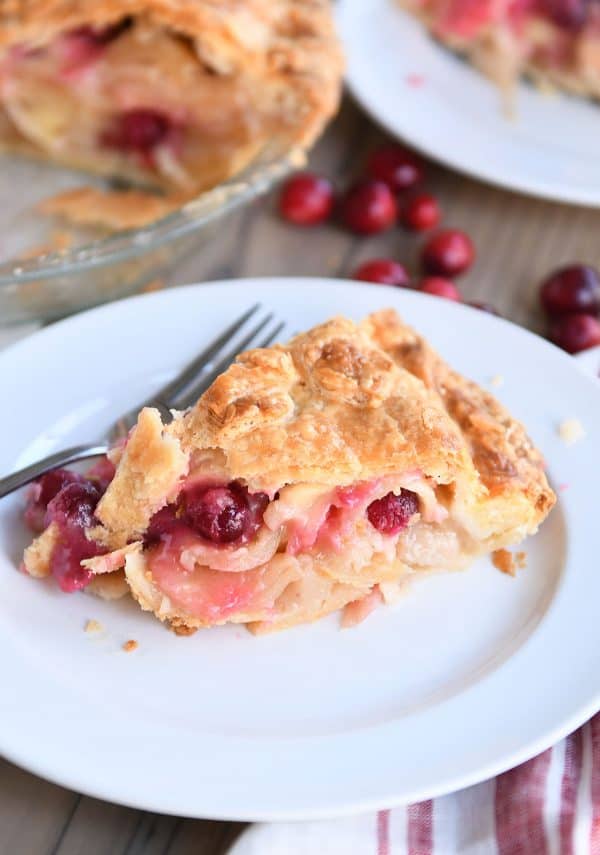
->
xmin=230 ymin=715 xmax=600 ymax=855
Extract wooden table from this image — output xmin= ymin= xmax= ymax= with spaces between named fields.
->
xmin=2 ymin=98 xmax=599 ymax=855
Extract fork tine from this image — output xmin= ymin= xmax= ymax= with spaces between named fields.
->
xmin=140 ymin=303 xmax=260 ymax=410
xmin=169 ymin=319 xmax=284 ymax=412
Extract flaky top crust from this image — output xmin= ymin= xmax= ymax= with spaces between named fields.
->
xmin=0 ymin=0 xmax=343 ymax=150
xmin=95 ymin=310 xmax=555 ymax=547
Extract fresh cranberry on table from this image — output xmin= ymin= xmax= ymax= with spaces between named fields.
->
xmin=419 ymin=277 xmax=462 ymax=301
xmin=421 ymin=229 xmax=475 ymax=277
xmin=549 ymin=313 xmax=600 ymax=354
xmin=340 ymin=180 xmax=398 ymax=235
xmin=367 ymin=144 xmax=425 ymax=193
xmin=278 ymin=173 xmax=335 ymax=226
xmin=402 ymin=193 xmax=441 ymax=232
xmin=539 ymin=265 xmax=600 ymax=318
xmin=367 ymin=489 xmax=420 ymax=536
xmin=353 ymin=259 xmax=411 ymax=287
xmin=544 ymin=0 xmax=589 ymax=30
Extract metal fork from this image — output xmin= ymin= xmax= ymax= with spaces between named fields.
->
xmin=0 ymin=305 xmax=284 ymax=499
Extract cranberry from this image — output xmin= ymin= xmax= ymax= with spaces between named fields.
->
xmin=278 ymin=173 xmax=334 ymax=226
xmin=44 ymin=480 xmax=105 ymax=593
xmin=469 ymin=301 xmax=501 ymax=315
xmin=45 ymin=481 xmax=102 ymax=530
xmin=102 ymin=109 xmax=172 ymax=155
xmin=545 ymin=0 xmax=589 ymax=30
xmin=403 ymin=193 xmax=441 ymax=232
xmin=367 ymin=489 xmax=420 ymax=536
xmin=419 ymin=277 xmax=462 ymax=301
xmin=422 ymin=229 xmax=475 ymax=277
xmin=144 ymin=505 xmax=183 ymax=545
xmin=183 ymin=482 xmax=268 ymax=545
xmin=540 ymin=265 xmax=600 ymax=318
xmin=367 ymin=144 xmax=425 ymax=192
xmin=549 ymin=313 xmax=600 ymax=353
xmin=340 ymin=180 xmax=397 ymax=235
xmin=353 ymin=259 xmax=411 ymax=287
xmin=24 ymin=469 xmax=84 ymax=532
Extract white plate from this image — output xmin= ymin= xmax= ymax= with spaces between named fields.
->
xmin=337 ymin=0 xmax=600 ymax=206
xmin=1 ymin=278 xmax=599 ymax=821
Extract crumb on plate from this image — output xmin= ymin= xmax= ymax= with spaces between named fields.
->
xmin=558 ymin=418 xmax=585 ymax=446
xmin=122 ymin=639 xmax=138 ymax=653
xmin=84 ymin=619 xmax=103 ymax=634
xmin=492 ymin=549 xmax=519 ymax=577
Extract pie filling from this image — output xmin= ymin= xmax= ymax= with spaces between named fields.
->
xmin=420 ymin=0 xmax=600 ymax=77
xmin=22 ymin=453 xmax=478 ymax=626
xmin=0 ymin=18 xmax=282 ymax=191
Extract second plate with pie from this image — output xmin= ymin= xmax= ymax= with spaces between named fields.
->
xmin=0 ymin=278 xmax=599 ymax=820
xmin=337 ymin=0 xmax=600 ymax=206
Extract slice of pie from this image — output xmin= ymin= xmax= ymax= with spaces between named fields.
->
xmin=20 ymin=310 xmax=556 ymax=634
xmin=401 ymin=0 xmax=600 ymax=101
xmin=0 ymin=1 xmax=342 ymax=199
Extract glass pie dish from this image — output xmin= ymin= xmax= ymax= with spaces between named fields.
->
xmin=0 ymin=144 xmax=301 ymax=326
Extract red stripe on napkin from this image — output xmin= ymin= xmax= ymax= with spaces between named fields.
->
xmin=560 ymin=730 xmax=584 ymax=855
xmin=377 ymin=810 xmax=390 ymax=855
xmin=590 ymin=715 xmax=600 ymax=852
xmin=495 ymin=749 xmax=552 ymax=855
xmin=407 ymin=799 xmax=433 ymax=855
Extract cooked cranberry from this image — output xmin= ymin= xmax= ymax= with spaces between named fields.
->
xmin=545 ymin=0 xmax=589 ymax=30
xmin=45 ymin=481 xmax=102 ymax=530
xmin=367 ymin=489 xmax=420 ymax=536
xmin=549 ymin=313 xmax=600 ymax=353
xmin=367 ymin=144 xmax=425 ymax=192
xmin=469 ymin=301 xmax=501 ymax=315
xmin=403 ymin=193 xmax=441 ymax=232
xmin=422 ymin=229 xmax=475 ymax=277
xmin=42 ymin=480 xmax=105 ymax=592
xmin=340 ymin=180 xmax=397 ymax=235
xmin=183 ymin=482 xmax=268 ymax=545
xmin=144 ymin=505 xmax=183 ymax=545
xmin=24 ymin=469 xmax=84 ymax=532
xmin=50 ymin=538 xmax=95 ymax=593
xmin=540 ymin=265 xmax=600 ymax=318
xmin=278 ymin=173 xmax=334 ymax=226
xmin=353 ymin=259 xmax=411 ymax=287
xmin=419 ymin=277 xmax=462 ymax=301
xmin=102 ymin=109 xmax=172 ymax=155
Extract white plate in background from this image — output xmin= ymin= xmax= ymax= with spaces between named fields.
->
xmin=337 ymin=0 xmax=600 ymax=206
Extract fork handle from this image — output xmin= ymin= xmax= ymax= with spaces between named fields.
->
xmin=0 ymin=443 xmax=109 ymax=500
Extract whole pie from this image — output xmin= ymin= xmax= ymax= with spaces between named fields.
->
xmin=0 ymin=1 xmax=342 ymax=201
xmin=401 ymin=0 xmax=600 ymax=100
xmin=21 ymin=310 xmax=555 ymax=634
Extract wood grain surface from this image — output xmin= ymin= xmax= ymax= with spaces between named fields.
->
xmin=2 ymin=97 xmax=599 ymax=855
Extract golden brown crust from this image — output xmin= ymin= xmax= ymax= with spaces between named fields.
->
xmin=363 ymin=310 xmax=555 ymax=537
xmin=22 ymin=522 xmax=59 ymax=577
xmin=94 ymin=407 xmax=188 ymax=547
xmin=0 ymin=0 xmax=343 ymax=159
xmin=37 ymin=187 xmax=187 ymax=231
xmin=180 ymin=315 xmax=478 ymax=492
